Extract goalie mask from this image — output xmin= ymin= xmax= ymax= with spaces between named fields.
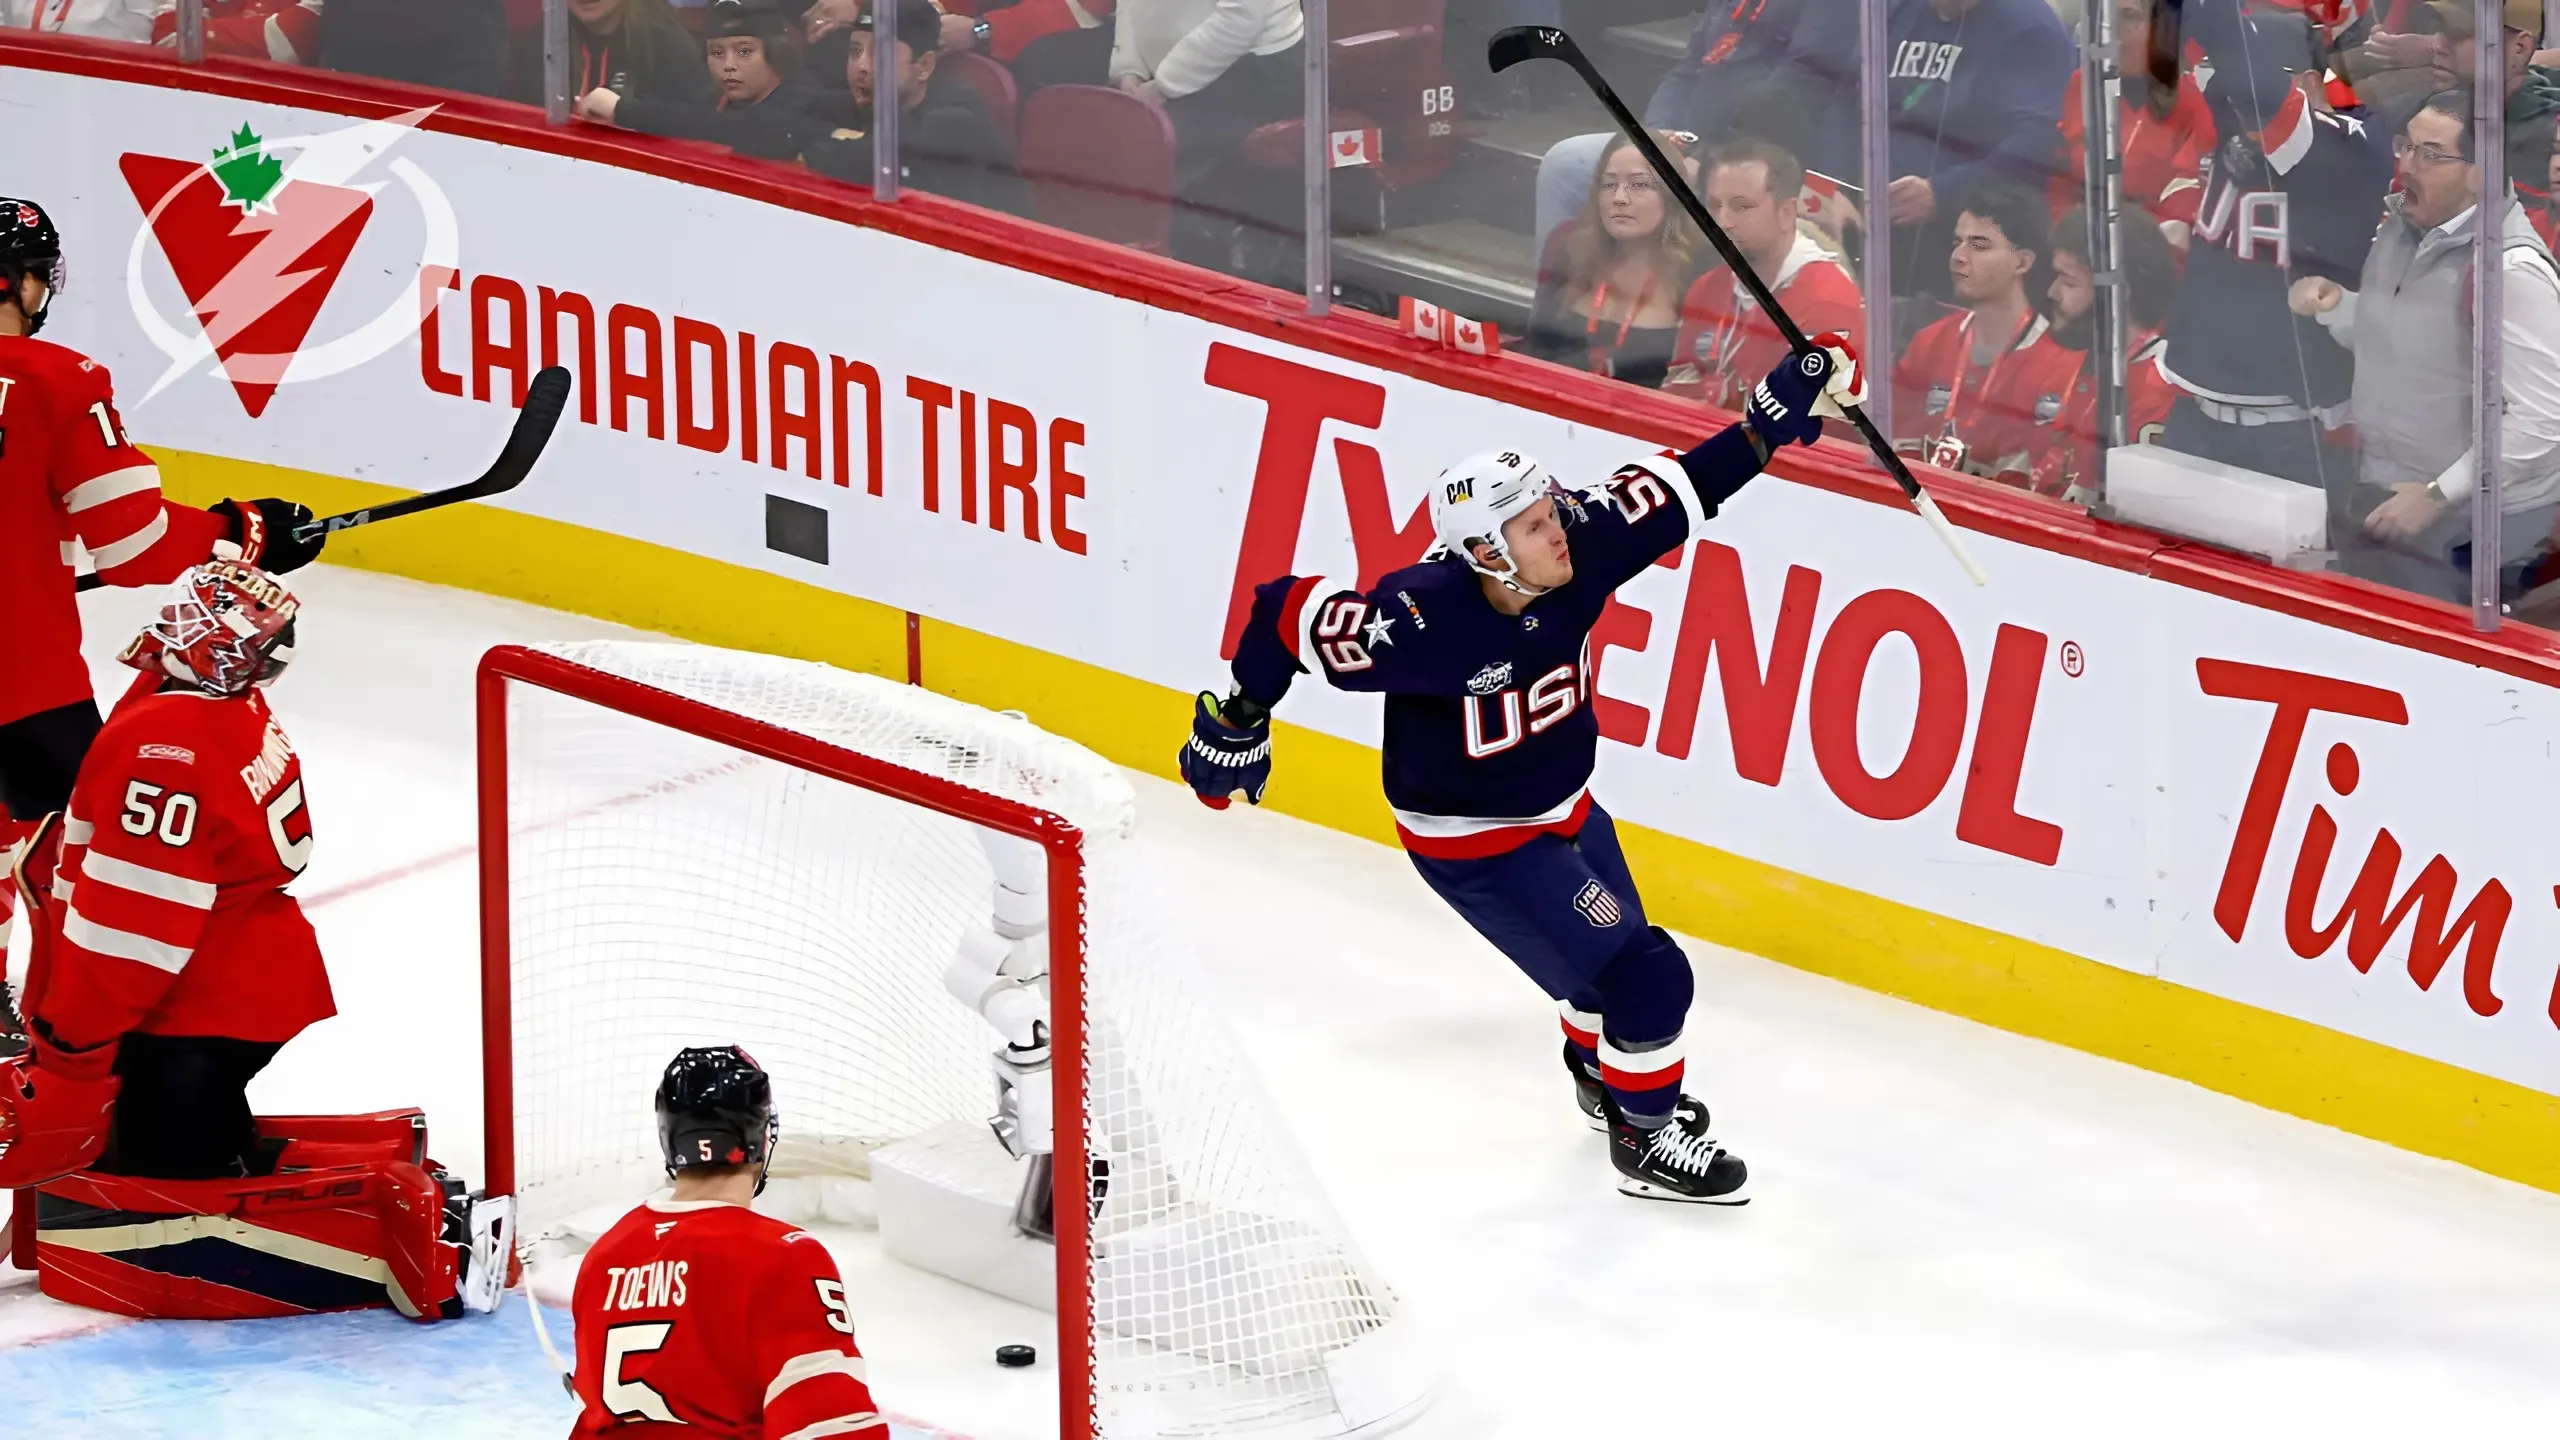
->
xmin=657 ymin=1045 xmax=780 ymax=1194
xmin=118 ymin=561 xmax=299 ymax=697
xmin=1426 ymin=449 xmax=1566 ymax=594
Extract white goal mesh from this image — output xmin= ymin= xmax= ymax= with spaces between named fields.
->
xmin=489 ymin=641 xmax=1426 ymax=1438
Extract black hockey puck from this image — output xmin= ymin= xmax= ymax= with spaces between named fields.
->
xmin=995 ymin=1343 xmax=1037 ymax=1368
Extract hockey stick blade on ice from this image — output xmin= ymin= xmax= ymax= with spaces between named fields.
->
xmin=1489 ymin=26 xmax=1988 ymax=586
xmin=75 ymin=365 xmax=573 ymax=593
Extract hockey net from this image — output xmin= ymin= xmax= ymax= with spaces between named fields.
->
xmin=480 ymin=641 xmax=1425 ymax=1438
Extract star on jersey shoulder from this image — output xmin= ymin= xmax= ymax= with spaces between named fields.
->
xmin=1362 ymin=612 xmax=1395 ymax=649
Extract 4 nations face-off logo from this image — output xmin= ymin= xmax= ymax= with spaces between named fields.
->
xmin=121 ymin=108 xmax=458 ymax=417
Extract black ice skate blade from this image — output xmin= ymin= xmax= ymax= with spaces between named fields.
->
xmin=1616 ymin=1176 xmax=1752 ymax=1206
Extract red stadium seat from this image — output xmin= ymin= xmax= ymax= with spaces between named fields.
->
xmin=941 ymin=49 xmax=1020 ymax=143
xmin=1016 ymin=85 xmax=1179 ymax=254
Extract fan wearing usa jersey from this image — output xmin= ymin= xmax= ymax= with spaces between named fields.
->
xmin=572 ymin=1046 xmax=887 ymax=1440
xmin=0 ymin=562 xmax=507 ymax=1324
xmin=0 ymin=199 xmax=322 ymax=997
xmin=1180 ymin=340 xmax=1863 ymax=1205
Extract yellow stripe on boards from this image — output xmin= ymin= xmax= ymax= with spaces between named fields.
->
xmin=146 ymin=447 xmax=2560 ymax=1196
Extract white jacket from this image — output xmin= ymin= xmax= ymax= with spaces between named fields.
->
xmin=1110 ymin=0 xmax=1302 ymax=101
xmin=1 ymin=0 xmax=158 ymax=42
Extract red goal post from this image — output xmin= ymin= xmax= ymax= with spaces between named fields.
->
xmin=474 ymin=641 xmax=1427 ymax=1440
xmin=477 ymin=642 xmax=1101 ymax=1429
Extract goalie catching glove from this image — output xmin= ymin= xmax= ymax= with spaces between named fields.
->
xmin=1180 ymin=691 xmax=1271 ymax=809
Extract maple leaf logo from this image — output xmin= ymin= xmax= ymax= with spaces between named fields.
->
xmin=121 ymin=108 xmax=454 ymax=420
xmin=209 ymin=125 xmax=286 ymax=215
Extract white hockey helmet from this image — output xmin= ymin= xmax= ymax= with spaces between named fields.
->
xmin=1428 ymin=449 xmax=1563 ymax=592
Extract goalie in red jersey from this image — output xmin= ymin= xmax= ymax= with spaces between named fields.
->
xmin=0 ymin=198 xmax=326 ymax=1007
xmin=0 ymin=561 xmax=509 ymax=1323
xmin=572 ymin=1046 xmax=887 ymax=1440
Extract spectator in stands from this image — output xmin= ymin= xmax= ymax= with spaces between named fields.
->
xmin=1532 ymin=0 xmax=1855 ymax=256
xmin=2345 ymin=0 xmax=2458 ymax=114
xmin=1889 ymin=185 xmax=2079 ymax=480
xmin=2537 ymin=113 xmax=2560 ymax=247
xmin=580 ymin=0 xmax=827 ymax=161
xmin=1666 ymin=139 xmax=1866 ymax=414
xmin=934 ymin=0 xmax=1118 ymax=94
xmin=0 ymin=0 xmax=153 ymax=41
xmin=148 ymin=0 xmax=321 ymax=63
xmin=1520 ymin=140 xmax=1706 ymax=390
xmin=1108 ymin=0 xmax=1303 ymax=218
xmin=2052 ymin=0 xmax=2211 ymax=247
xmin=2291 ymin=91 xmax=2560 ymax=603
xmin=319 ymin=0 xmax=511 ymax=96
xmin=2421 ymin=0 xmax=2560 ymax=215
xmin=512 ymin=0 xmax=712 ymax=109
xmin=2024 ymin=206 xmax=2180 ymax=500
xmin=804 ymin=0 xmax=1022 ymax=213
xmin=1821 ymin=0 xmax=2074 ymax=307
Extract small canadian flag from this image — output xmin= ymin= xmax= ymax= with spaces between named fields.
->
xmin=1399 ymin=298 xmax=1501 ymax=356
xmin=1398 ymin=296 xmax=1445 ymax=343
xmin=1330 ymin=128 xmax=1382 ymax=168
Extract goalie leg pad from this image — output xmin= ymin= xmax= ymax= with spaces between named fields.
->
xmin=32 ymin=1151 xmax=468 ymax=1322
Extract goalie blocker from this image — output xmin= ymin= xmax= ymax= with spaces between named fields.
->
xmin=0 ymin=562 xmax=507 ymax=1321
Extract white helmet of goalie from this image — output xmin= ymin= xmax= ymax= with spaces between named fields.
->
xmin=1428 ymin=448 xmax=1563 ymax=592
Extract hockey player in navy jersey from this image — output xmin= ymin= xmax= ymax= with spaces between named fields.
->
xmin=1180 ymin=340 xmax=1862 ymax=1204
xmin=2156 ymin=0 xmax=2392 ymax=487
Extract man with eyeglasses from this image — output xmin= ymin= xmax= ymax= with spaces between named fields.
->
xmin=2289 ymin=90 xmax=2560 ymax=601
xmin=2416 ymin=0 xmax=2560 ymax=215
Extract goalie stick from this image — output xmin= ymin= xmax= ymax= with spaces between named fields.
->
xmin=75 ymin=365 xmax=573 ymax=593
xmin=1488 ymin=26 xmax=1990 ymax=587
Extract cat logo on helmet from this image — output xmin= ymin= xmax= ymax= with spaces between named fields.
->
xmin=1445 ymin=477 xmax=1474 ymax=505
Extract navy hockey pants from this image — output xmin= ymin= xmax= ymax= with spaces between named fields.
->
xmin=1409 ymin=805 xmax=1692 ymax=1123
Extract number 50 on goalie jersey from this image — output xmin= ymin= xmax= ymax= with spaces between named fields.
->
xmin=28 ymin=685 xmax=333 ymax=1052
xmin=1230 ymin=454 xmax=1716 ymax=858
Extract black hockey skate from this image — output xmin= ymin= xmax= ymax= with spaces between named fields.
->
xmin=1609 ymin=1096 xmax=1748 ymax=1204
xmin=1564 ymin=1039 xmax=1610 ymax=1132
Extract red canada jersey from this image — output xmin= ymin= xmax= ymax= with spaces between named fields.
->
xmin=2023 ymin=329 xmax=2179 ymax=498
xmin=1891 ymin=309 xmax=2084 ymax=482
xmin=1666 ymin=242 xmax=1866 ymax=413
xmin=2054 ymin=71 xmax=2214 ymax=233
xmin=572 ymin=1200 xmax=885 ymax=1440
xmin=25 ymin=684 xmax=330 ymax=1051
xmin=0 ymin=338 xmax=229 ymax=726
xmin=148 ymin=0 xmax=321 ymax=61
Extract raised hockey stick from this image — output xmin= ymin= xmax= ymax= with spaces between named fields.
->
xmin=1489 ymin=26 xmax=1991 ymax=587
xmin=75 ymin=365 xmax=573 ymax=593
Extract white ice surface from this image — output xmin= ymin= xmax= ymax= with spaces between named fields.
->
xmin=6 ymin=565 xmax=2560 ymax=1438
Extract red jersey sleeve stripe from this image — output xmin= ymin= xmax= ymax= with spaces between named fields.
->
xmin=87 ymin=510 xmax=170 ymax=571
xmin=1279 ymin=575 xmax=1333 ymax=670
xmin=63 ymin=464 xmax=163 ymax=514
xmin=772 ymin=1414 xmax=888 ymax=1440
xmin=765 ymin=1350 xmax=870 ymax=1403
xmin=2262 ymin=88 xmax=2315 ymax=174
xmin=62 ymin=905 xmax=194 ymax=973
xmin=81 ymin=852 xmax=218 ymax=908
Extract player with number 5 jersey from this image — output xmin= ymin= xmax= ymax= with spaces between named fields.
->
xmin=572 ymin=1046 xmax=887 ymax=1440
xmin=1181 ymin=338 xmax=1865 ymax=1206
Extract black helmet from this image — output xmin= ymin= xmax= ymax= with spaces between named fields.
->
xmin=0 ymin=199 xmax=63 ymax=337
xmin=655 ymin=1045 xmax=780 ymax=1192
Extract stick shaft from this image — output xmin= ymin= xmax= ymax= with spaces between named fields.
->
xmin=1512 ymin=29 xmax=1988 ymax=584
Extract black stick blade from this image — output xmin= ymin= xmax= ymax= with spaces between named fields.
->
xmin=1488 ymin=24 xmax=1576 ymax=74
xmin=483 ymin=365 xmax=572 ymax=489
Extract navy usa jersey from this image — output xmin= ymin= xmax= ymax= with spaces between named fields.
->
xmin=1231 ymin=441 xmax=1740 ymax=858
xmin=2160 ymin=0 xmax=2390 ymax=410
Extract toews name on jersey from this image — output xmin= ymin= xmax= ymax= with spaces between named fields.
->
xmin=571 ymin=1200 xmax=885 ymax=1439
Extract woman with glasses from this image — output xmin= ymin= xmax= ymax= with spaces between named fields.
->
xmin=1519 ymin=139 xmax=1708 ymax=392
